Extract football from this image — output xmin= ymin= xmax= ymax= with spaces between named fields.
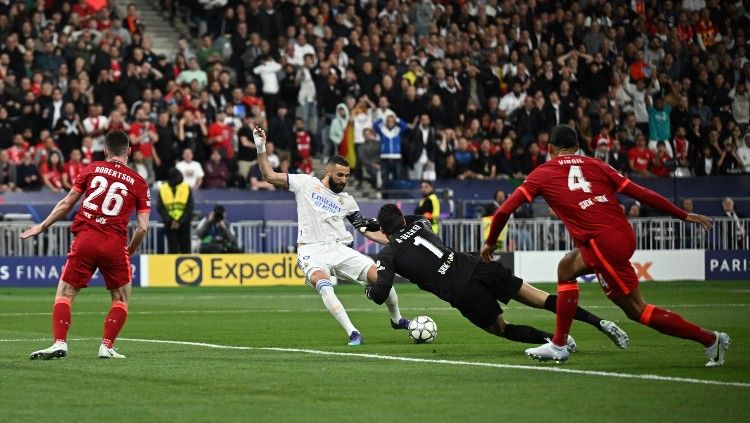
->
xmin=408 ymin=316 xmax=437 ymax=344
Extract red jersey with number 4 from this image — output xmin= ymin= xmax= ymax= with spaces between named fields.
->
xmin=71 ymin=160 xmax=151 ymax=243
xmin=518 ymin=155 xmax=630 ymax=244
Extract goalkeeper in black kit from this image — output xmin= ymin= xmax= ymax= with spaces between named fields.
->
xmin=366 ymin=204 xmax=630 ymax=350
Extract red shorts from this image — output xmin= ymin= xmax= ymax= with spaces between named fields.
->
xmin=61 ymin=232 xmax=132 ymax=290
xmin=579 ymin=227 xmax=638 ymax=300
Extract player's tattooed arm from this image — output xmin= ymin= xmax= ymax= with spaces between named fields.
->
xmin=254 ymin=126 xmax=289 ymax=189
xmin=20 ymin=188 xmax=83 ymax=239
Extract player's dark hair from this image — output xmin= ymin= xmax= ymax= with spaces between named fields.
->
xmin=327 ymin=155 xmax=350 ymax=168
xmin=550 ymin=124 xmax=579 ymax=149
xmin=105 ymin=130 xmax=130 ymax=156
xmin=377 ymin=203 xmax=406 ymax=236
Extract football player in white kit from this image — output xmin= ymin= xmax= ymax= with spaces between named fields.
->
xmin=254 ymin=127 xmax=409 ymax=345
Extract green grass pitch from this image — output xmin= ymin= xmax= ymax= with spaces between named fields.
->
xmin=1 ymin=281 xmax=748 ymax=422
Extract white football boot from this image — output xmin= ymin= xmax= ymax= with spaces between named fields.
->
xmin=705 ymin=332 xmax=730 ymax=367
xmin=29 ymin=341 xmax=68 ymax=360
xmin=566 ymin=335 xmax=577 ymax=353
xmin=526 ymin=339 xmax=570 ymax=362
xmin=599 ymin=320 xmax=630 ymax=349
xmin=98 ymin=344 xmax=126 ymax=359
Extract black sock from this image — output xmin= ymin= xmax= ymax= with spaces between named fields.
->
xmin=503 ymin=324 xmax=552 ymax=344
xmin=545 ymin=295 xmax=602 ymax=329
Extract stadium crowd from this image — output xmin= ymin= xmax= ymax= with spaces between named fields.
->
xmin=1 ymin=0 xmax=750 ymax=195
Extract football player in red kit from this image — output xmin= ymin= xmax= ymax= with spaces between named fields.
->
xmin=481 ymin=125 xmax=729 ymax=366
xmin=21 ymin=130 xmax=150 ymax=360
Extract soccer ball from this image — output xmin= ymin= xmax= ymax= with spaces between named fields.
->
xmin=408 ymin=316 xmax=437 ymax=344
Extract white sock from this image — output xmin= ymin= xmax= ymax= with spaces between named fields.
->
xmin=385 ymin=287 xmax=403 ymax=324
xmin=317 ymin=280 xmax=357 ymax=335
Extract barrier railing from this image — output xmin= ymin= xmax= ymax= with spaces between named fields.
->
xmin=1 ymin=217 xmax=746 ymax=256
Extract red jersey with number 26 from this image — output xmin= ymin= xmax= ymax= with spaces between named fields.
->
xmin=71 ymin=160 xmax=151 ymax=243
xmin=518 ymin=155 xmax=630 ymax=245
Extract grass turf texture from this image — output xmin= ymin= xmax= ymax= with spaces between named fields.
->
xmin=0 ymin=281 xmax=748 ymax=422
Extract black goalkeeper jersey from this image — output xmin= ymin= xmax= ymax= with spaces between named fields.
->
xmin=369 ymin=217 xmax=480 ymax=304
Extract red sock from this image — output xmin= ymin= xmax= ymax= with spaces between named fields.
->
xmin=639 ymin=304 xmax=716 ymax=347
xmin=52 ymin=297 xmax=72 ymax=343
xmin=552 ymin=282 xmax=579 ymax=346
xmin=102 ymin=301 xmax=128 ymax=348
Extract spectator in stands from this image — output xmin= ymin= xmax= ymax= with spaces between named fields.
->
xmin=720 ymin=197 xmax=747 ymax=250
xmin=651 ymin=141 xmax=674 ymax=177
xmin=374 ymin=110 xmax=408 ymax=184
xmin=178 ymin=110 xmax=208 ymax=162
xmin=695 ymin=145 xmax=718 ymax=176
xmin=62 ymin=149 xmax=85 ymax=190
xmin=519 ymin=142 xmax=546 ymax=175
xmin=624 ymin=75 xmax=659 ymax=135
xmin=175 ymin=148 xmax=204 ymax=189
xmin=236 ymin=114 xmax=259 ymax=181
xmin=158 ymin=168 xmax=193 ymax=254
xmin=203 ymin=149 xmax=230 ymax=189
xmin=359 ymin=128 xmax=381 ymax=189
xmin=473 ymin=139 xmax=496 ymax=179
xmin=717 ymin=141 xmax=745 ymax=175
xmin=39 ymin=151 xmax=63 ymax=193
xmin=16 ymin=152 xmax=40 ymax=192
xmin=730 ymin=82 xmax=750 ymax=131
xmin=499 ymin=81 xmax=526 ymax=123
xmin=129 ymin=107 xmax=159 ymax=181
xmin=407 ymin=114 xmax=437 ymax=181
xmin=82 ymin=104 xmax=109 ymax=161
xmin=647 ymin=95 xmax=673 ymax=155
xmin=253 ymin=55 xmax=281 ymax=116
xmin=607 ymin=139 xmax=630 ymax=175
xmin=628 ymin=134 xmax=655 ymax=177
xmin=196 ymin=205 xmax=241 ymax=254
xmin=154 ymin=111 xmax=178 ymax=180
xmin=53 ymin=103 xmax=84 ymax=159
xmin=328 ymin=102 xmax=350 ymax=159
xmin=176 ymin=57 xmax=208 ymax=89
xmin=129 ymin=150 xmax=155 ymax=186
xmin=292 ymin=117 xmax=313 ymax=175
xmin=0 ymin=149 xmax=18 ymax=193
xmin=494 ymin=137 xmax=522 ymax=179
xmin=593 ymin=138 xmax=610 ymax=162
xmin=738 ymin=134 xmax=750 ymax=173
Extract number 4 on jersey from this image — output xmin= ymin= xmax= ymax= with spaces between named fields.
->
xmin=568 ymin=165 xmax=592 ymax=193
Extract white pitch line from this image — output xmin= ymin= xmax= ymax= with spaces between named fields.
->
xmin=116 ymin=337 xmax=750 ymax=389
xmin=3 ymin=336 xmax=748 ymax=388
xmin=0 ymin=303 xmax=747 ymax=317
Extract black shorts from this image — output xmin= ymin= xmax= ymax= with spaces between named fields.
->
xmin=450 ymin=261 xmax=523 ymax=329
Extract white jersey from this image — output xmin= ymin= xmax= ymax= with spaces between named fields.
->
xmin=288 ymin=174 xmax=359 ymax=245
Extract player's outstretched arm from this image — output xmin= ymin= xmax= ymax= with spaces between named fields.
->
xmin=619 ymin=181 xmax=712 ymax=229
xmin=480 ymin=188 xmax=528 ymax=262
xmin=254 ymin=126 xmax=289 ymax=189
xmin=365 ymin=246 xmax=396 ymax=304
xmin=19 ymin=188 xmax=83 ymax=239
xmin=127 ymin=211 xmax=150 ymax=256
xmin=347 ymin=211 xmax=389 ymax=245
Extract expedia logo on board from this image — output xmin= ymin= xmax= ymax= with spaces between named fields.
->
xmin=154 ymin=254 xmax=306 ymax=287
xmin=175 ymin=256 xmax=203 ymax=286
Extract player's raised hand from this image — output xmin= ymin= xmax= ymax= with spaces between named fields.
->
xmin=20 ymin=224 xmax=45 ymax=239
xmin=685 ymin=213 xmax=713 ymax=230
xmin=479 ymin=242 xmax=495 ymax=263
xmin=253 ymin=126 xmax=267 ymax=154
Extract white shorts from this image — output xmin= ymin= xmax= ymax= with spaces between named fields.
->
xmin=297 ymin=242 xmax=374 ymax=288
